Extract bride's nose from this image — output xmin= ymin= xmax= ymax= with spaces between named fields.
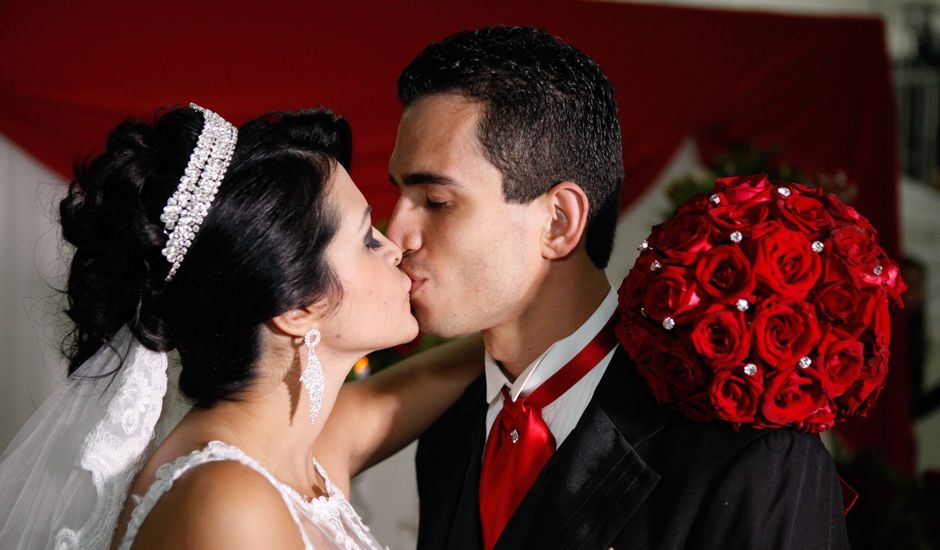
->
xmin=382 ymin=232 xmax=403 ymax=266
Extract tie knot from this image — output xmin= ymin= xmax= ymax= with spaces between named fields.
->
xmin=499 ymin=389 xmax=541 ymax=426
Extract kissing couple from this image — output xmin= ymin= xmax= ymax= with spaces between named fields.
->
xmin=1 ymin=25 xmax=903 ymax=550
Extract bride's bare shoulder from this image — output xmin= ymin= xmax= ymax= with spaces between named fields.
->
xmin=125 ymin=461 xmax=305 ymax=550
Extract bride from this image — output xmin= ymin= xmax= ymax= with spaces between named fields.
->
xmin=0 ymin=105 xmax=482 ymax=549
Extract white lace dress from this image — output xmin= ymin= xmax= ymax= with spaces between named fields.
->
xmin=116 ymin=441 xmax=385 ymax=550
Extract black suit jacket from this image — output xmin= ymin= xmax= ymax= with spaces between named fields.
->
xmin=415 ymin=347 xmax=850 ymax=550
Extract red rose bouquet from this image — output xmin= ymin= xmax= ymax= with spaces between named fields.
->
xmin=616 ymin=174 xmax=907 ymax=433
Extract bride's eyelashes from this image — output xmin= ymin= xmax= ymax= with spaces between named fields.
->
xmin=365 ymin=227 xmax=384 ymax=250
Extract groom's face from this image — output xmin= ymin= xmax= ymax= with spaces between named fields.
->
xmin=387 ymin=94 xmax=544 ymax=337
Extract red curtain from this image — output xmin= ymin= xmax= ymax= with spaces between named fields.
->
xmin=0 ymin=1 xmax=908 ymax=470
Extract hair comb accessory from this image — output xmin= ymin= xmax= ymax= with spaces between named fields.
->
xmin=160 ymin=103 xmax=237 ymax=281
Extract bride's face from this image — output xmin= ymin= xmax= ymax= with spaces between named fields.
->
xmin=317 ymin=164 xmax=418 ymax=355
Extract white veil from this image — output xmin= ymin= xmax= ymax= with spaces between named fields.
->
xmin=0 ymin=327 xmax=188 ymax=549
xmin=0 ymin=103 xmax=231 ymax=549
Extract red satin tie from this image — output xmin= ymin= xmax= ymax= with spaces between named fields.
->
xmin=478 ymin=314 xmax=618 ymax=550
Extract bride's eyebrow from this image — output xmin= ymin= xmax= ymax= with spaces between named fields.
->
xmin=359 ymin=206 xmax=373 ymax=232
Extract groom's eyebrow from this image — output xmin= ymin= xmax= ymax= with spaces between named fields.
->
xmin=389 ymin=172 xmax=460 ymax=187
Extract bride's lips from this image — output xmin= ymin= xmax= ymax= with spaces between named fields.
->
xmin=401 ymin=263 xmax=426 ymax=295
xmin=409 ymin=277 xmax=426 ymax=295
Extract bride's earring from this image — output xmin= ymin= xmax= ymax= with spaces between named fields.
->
xmin=300 ymin=328 xmax=324 ymax=427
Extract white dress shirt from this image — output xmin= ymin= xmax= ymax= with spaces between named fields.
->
xmin=483 ymin=288 xmax=619 ymax=448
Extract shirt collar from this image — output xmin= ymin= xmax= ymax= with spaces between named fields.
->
xmin=484 ymin=287 xmax=618 ymax=405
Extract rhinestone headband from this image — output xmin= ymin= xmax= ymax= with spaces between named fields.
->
xmin=160 ymin=104 xmax=237 ymax=281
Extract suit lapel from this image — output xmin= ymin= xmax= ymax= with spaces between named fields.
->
xmin=494 ymin=347 xmax=666 ymax=550
xmin=418 ymin=374 xmax=487 ymax=550
xmin=445 ymin=405 xmax=486 ymax=549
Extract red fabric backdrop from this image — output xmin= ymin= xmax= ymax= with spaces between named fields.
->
xmin=0 ymin=1 xmax=909 ymax=470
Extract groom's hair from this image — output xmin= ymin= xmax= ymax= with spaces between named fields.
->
xmin=398 ymin=26 xmax=624 ymax=269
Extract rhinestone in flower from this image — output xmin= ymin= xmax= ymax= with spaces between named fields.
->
xmin=651 ymin=260 xmax=663 ymax=272
xmin=812 ymin=241 xmax=825 ymax=253
xmin=873 ymin=265 xmax=884 ymax=275
xmin=743 ymin=363 xmax=758 ymax=376
xmin=730 ymin=231 xmax=743 ymax=243
xmin=709 ymin=194 xmax=721 ymax=205
xmin=637 ymin=240 xmax=649 ymax=252
xmin=640 ymin=307 xmax=648 ymax=318
xmin=736 ymin=299 xmax=750 ymax=312
xmin=777 ymin=186 xmax=792 ymax=197
xmin=662 ymin=317 xmax=676 ymax=330
xmin=799 ymin=356 xmax=813 ymax=369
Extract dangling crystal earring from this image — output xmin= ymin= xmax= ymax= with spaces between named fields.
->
xmin=300 ymin=328 xmax=324 ymax=427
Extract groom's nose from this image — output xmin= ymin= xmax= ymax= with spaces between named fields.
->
xmin=386 ymin=199 xmax=421 ymax=256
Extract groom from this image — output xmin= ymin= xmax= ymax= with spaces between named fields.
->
xmin=387 ymin=26 xmax=850 ymax=549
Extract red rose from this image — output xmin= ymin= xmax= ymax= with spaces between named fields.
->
xmin=800 ymin=404 xmax=837 ymax=433
xmin=852 ymin=254 xmax=907 ymax=299
xmin=714 ymin=173 xmax=773 ymax=203
xmin=655 ymin=337 xmax=711 ymax=398
xmin=709 ymin=368 xmax=763 ymax=423
xmin=642 ymin=265 xmax=702 ymax=323
xmin=750 ymin=224 xmax=822 ymax=299
xmin=617 ymin=313 xmax=652 ymax=362
xmin=815 ymin=282 xmax=876 ymax=338
xmin=621 ymin=322 xmax=674 ymax=405
xmin=708 ymin=202 xmax=772 ymax=231
xmin=877 ymin=258 xmax=908 ymax=304
xmin=819 ymin=247 xmax=854 ymax=286
xmin=761 ymin=369 xmax=829 ymax=427
xmin=673 ymin=193 xmax=713 ymax=217
xmin=870 ymin=291 xmax=891 ymax=352
xmin=867 ymin=352 xmax=889 ymax=384
xmin=691 ymin=307 xmax=751 ymax=369
xmin=619 ymin=255 xmax=656 ymax=312
xmin=649 ymin=214 xmax=715 ymax=265
xmin=830 ymin=225 xmax=878 ymax=267
xmin=621 ymin=319 xmax=711 ymax=402
xmin=646 ymin=339 xmax=709 ymax=404
xmin=774 ymin=194 xmax=833 ymax=236
xmin=825 ymin=194 xmax=876 ymax=234
xmin=695 ymin=245 xmax=756 ymax=303
xmin=790 ymin=183 xmax=824 ymax=198
xmin=614 ymin=310 xmax=656 ymax=363
xmin=678 ymin=391 xmax=715 ymax=423
xmin=747 ymin=220 xmax=784 ymax=240
xmin=752 ymin=298 xmax=821 ymax=370
xmin=817 ymin=329 xmax=866 ymax=397
xmin=835 ymin=366 xmax=885 ymax=417
xmin=834 ymin=380 xmax=868 ymax=416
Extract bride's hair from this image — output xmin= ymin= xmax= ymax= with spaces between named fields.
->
xmin=60 ymin=106 xmax=351 ymax=408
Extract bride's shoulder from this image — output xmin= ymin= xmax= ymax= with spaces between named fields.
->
xmin=129 ymin=460 xmax=304 ymax=550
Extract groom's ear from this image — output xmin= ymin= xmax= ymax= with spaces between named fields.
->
xmin=540 ymin=181 xmax=590 ymax=260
